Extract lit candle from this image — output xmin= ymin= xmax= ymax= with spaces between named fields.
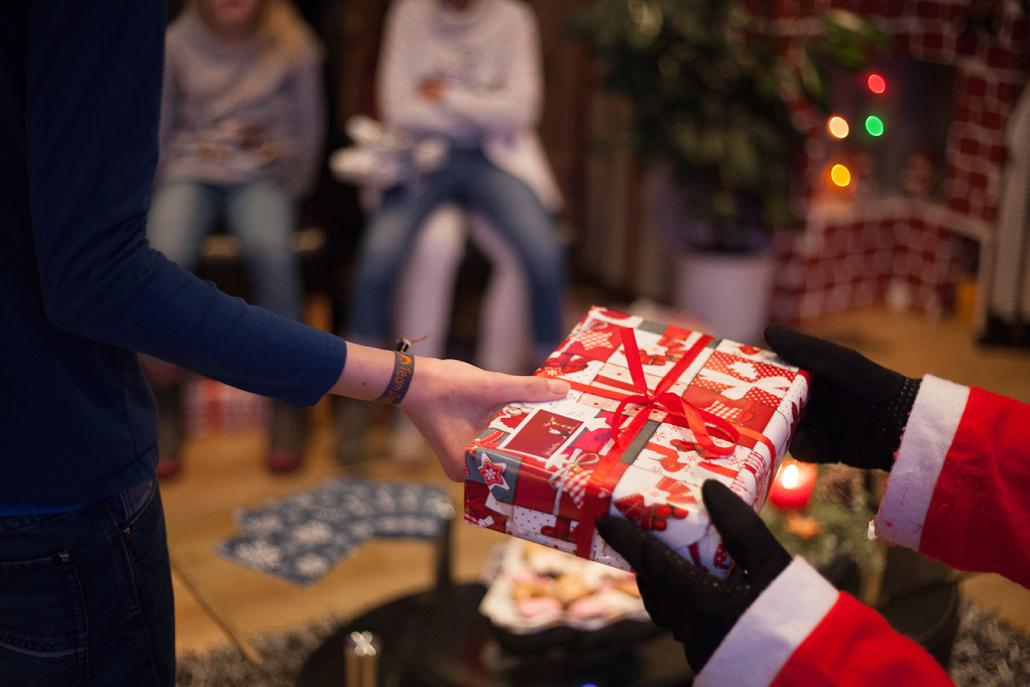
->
xmin=769 ymin=460 xmax=818 ymax=510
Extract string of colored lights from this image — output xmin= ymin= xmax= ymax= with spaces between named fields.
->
xmin=826 ymin=72 xmax=887 ymax=189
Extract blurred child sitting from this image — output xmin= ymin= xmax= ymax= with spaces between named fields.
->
xmin=346 ymin=0 xmax=564 ymax=354
xmin=336 ymin=0 xmax=565 ymax=463
xmin=147 ymin=0 xmax=325 ymax=476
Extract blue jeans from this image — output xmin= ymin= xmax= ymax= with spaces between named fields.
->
xmin=348 ymin=149 xmax=564 ymax=348
xmin=0 ymin=479 xmax=174 ymax=686
xmin=148 ymin=179 xmax=303 ymax=321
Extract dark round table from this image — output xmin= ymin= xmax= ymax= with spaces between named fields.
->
xmin=297 ymin=517 xmax=958 ymax=686
xmin=297 ymin=582 xmax=693 ymax=687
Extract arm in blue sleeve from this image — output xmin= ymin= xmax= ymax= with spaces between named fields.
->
xmin=25 ymin=0 xmax=345 ymax=407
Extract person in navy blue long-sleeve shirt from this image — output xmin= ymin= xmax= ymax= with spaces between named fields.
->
xmin=0 ymin=1 xmax=567 ymax=684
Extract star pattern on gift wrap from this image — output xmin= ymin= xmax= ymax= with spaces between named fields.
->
xmin=478 ymin=455 xmax=510 ymax=491
xmin=583 ymin=415 xmax=612 ymax=432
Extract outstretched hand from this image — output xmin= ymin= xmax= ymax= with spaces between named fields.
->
xmin=764 ymin=326 xmax=920 ymax=471
xmin=598 ymin=480 xmax=792 ymax=672
xmin=401 ymin=357 xmax=569 ymax=480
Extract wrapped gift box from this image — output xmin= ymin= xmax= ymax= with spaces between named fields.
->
xmin=464 ymin=306 xmax=809 ymax=578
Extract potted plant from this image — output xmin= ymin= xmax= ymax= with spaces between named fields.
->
xmin=573 ymin=1 xmax=885 ymax=341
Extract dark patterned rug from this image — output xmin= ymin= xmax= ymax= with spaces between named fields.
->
xmin=950 ymin=603 xmax=1030 ymax=687
xmin=175 ymin=602 xmax=1030 ymax=686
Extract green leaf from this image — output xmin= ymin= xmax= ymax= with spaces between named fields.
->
xmin=571 ymin=0 xmax=884 ymax=238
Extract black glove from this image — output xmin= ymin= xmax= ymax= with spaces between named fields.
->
xmin=764 ymin=326 xmax=920 ymax=472
xmin=597 ymin=480 xmax=792 ymax=673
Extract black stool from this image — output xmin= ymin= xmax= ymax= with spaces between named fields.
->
xmin=876 ymin=546 xmax=961 ymax=669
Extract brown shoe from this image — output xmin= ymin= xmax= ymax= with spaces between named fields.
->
xmin=265 ymin=449 xmax=303 ymax=473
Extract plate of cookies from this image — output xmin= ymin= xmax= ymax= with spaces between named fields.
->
xmin=480 ymin=542 xmax=648 ymax=639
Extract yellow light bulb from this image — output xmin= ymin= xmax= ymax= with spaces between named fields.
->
xmin=827 ymin=115 xmax=850 ymax=139
xmin=830 ymin=163 xmax=852 ymax=188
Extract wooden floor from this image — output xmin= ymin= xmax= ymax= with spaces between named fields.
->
xmin=163 ymin=307 xmax=1030 ymax=661
xmin=163 ymin=422 xmax=507 ymax=657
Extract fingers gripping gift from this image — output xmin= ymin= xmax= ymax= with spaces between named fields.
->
xmin=463 ymin=307 xmax=809 ymax=578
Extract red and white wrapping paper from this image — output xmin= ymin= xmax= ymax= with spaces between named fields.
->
xmin=463 ymin=306 xmax=809 ymax=578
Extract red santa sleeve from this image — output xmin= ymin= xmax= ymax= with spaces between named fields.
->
xmin=874 ymin=375 xmax=1030 ymax=587
xmin=693 ymin=558 xmax=953 ymax=686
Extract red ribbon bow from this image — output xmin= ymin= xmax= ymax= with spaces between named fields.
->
xmin=550 ymin=324 xmax=781 ymax=558
xmin=609 ymin=328 xmax=740 ymax=456
xmin=569 ymin=327 xmax=739 ymax=556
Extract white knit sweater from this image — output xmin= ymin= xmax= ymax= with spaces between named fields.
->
xmin=159 ymin=6 xmax=325 ymax=198
xmin=377 ymin=0 xmax=562 ymax=210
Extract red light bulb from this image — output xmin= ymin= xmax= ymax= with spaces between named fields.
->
xmin=867 ymin=73 xmax=887 ymax=95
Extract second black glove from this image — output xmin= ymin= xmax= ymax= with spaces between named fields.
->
xmin=598 ymin=480 xmax=792 ymax=673
xmin=764 ymin=326 xmax=920 ymax=471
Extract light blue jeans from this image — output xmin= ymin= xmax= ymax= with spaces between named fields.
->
xmin=348 ymin=148 xmax=564 ymax=349
xmin=147 ymin=179 xmax=302 ymax=321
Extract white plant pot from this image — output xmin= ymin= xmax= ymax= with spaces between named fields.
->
xmin=675 ymin=250 xmax=775 ymax=344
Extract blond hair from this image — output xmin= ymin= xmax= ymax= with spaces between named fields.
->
xmin=259 ymin=0 xmax=321 ymax=66
xmin=193 ymin=0 xmax=320 ymax=67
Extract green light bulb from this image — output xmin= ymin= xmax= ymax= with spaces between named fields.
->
xmin=865 ymin=115 xmax=884 ymax=137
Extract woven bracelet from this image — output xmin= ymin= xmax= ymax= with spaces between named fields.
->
xmin=376 ymin=350 xmax=415 ymax=405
